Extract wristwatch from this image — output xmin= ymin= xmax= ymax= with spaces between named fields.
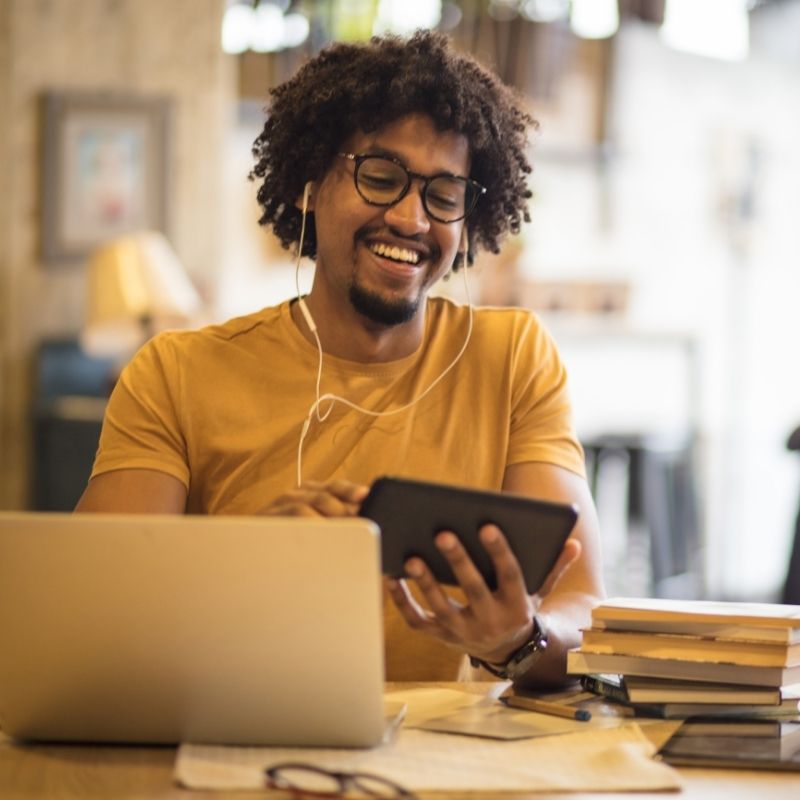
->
xmin=468 ymin=615 xmax=548 ymax=680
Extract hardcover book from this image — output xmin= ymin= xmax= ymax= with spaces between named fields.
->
xmin=591 ymin=598 xmax=800 ymax=645
xmin=623 ymin=676 xmax=798 ymax=705
xmin=580 ymin=628 xmax=800 ymax=667
xmin=645 ymin=699 xmax=800 ymax=720
xmin=580 ymin=674 xmax=800 ymax=719
xmin=581 ymin=674 xmax=788 ymax=706
xmin=567 ymin=649 xmax=800 ymax=688
xmin=678 ymin=719 xmax=800 ymax=738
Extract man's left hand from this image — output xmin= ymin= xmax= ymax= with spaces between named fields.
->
xmin=386 ymin=524 xmax=581 ymax=664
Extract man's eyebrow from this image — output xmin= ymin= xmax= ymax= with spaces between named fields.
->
xmin=361 ymin=145 xmax=466 ymax=177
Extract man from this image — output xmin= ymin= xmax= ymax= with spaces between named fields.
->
xmin=77 ymin=31 xmax=604 ymax=687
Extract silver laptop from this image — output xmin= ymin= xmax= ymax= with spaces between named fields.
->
xmin=0 ymin=512 xmax=386 ymax=747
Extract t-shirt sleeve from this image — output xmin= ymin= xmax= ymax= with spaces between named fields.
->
xmin=506 ymin=315 xmax=586 ymax=478
xmin=90 ymin=335 xmax=190 ymax=488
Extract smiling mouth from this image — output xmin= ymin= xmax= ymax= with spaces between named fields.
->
xmin=368 ymin=241 xmax=421 ymax=266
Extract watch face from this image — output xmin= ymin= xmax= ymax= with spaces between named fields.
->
xmin=505 ymin=619 xmax=548 ymax=678
xmin=505 ymin=644 xmax=542 ymax=678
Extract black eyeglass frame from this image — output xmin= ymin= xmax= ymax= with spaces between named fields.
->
xmin=265 ymin=761 xmax=417 ymax=799
xmin=338 ymin=152 xmax=486 ymax=224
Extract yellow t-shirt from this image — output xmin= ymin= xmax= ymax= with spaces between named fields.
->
xmin=92 ymin=297 xmax=584 ymax=679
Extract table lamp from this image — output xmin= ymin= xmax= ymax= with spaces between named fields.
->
xmin=81 ymin=231 xmax=201 ymax=359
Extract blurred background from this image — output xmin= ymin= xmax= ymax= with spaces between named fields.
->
xmin=1 ymin=0 xmax=798 ymax=604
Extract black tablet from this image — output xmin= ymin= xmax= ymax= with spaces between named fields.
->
xmin=658 ymin=726 xmax=800 ymax=771
xmin=359 ymin=476 xmax=579 ymax=594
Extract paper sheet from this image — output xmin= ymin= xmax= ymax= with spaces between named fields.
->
xmin=405 ymin=686 xmax=682 ymax=743
xmin=176 ymin=726 xmax=681 ymax=792
xmin=412 ymin=703 xmax=668 ymax=740
xmin=414 ymin=704 xmax=590 ymax=739
xmin=175 ymin=688 xmax=682 ymax=793
xmin=384 ymin=686 xmax=491 ymax=727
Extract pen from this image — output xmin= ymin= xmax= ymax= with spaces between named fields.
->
xmin=501 ymin=695 xmax=592 ymax=721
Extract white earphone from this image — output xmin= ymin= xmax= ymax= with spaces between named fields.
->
xmin=296 ymin=182 xmax=317 ymax=335
xmin=293 ymin=180 xmax=473 ymax=486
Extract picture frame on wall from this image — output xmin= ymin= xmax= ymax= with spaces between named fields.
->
xmin=40 ymin=91 xmax=172 ymax=263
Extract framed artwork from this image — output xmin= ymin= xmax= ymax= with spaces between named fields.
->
xmin=40 ymin=91 xmax=172 ymax=263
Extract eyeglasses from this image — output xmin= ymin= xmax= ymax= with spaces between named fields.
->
xmin=338 ymin=153 xmax=486 ymax=224
xmin=265 ymin=762 xmax=417 ymax=798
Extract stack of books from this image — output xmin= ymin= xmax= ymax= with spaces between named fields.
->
xmin=576 ymin=672 xmax=800 ymax=719
xmin=567 ymin=597 xmax=800 ymax=767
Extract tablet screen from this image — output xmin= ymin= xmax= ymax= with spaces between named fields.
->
xmin=360 ymin=476 xmax=579 ymax=594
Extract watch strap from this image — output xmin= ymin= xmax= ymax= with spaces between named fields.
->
xmin=468 ymin=615 xmax=548 ymax=680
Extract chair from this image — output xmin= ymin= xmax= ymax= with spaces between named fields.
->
xmin=584 ymin=433 xmax=703 ymax=599
xmin=32 ymin=339 xmax=114 ymax=511
xmin=782 ymin=426 xmax=800 ymax=604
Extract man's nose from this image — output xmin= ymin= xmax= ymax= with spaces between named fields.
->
xmin=383 ymin=183 xmax=431 ymax=235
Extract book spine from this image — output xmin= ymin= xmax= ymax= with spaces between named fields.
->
xmin=579 ymin=675 xmax=665 ymax=718
xmin=580 ymin=674 xmax=629 ymax=703
xmin=567 ymin=648 xmax=794 ymax=686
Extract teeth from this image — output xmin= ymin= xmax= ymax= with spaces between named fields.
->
xmin=369 ymin=242 xmax=420 ymax=265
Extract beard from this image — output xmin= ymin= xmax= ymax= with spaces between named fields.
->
xmin=348 ymin=280 xmax=420 ymax=327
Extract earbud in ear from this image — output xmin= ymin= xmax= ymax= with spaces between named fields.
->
xmin=302 ymin=181 xmax=313 ymax=213
xmin=460 ymin=226 xmax=469 ymax=270
xmin=296 ymin=181 xmax=315 ymax=213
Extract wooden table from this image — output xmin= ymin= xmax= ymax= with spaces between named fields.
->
xmin=3 ymin=679 xmax=800 ymax=800
xmin=2 ymin=734 xmax=799 ymax=800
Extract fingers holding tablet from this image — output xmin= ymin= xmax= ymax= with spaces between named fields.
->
xmin=391 ymin=523 xmax=538 ymax=662
xmin=431 ymin=530 xmax=493 ymax=605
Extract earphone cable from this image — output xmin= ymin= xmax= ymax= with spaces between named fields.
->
xmin=294 ymin=183 xmax=473 ymax=486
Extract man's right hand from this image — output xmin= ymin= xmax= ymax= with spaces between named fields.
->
xmin=259 ymin=479 xmax=369 ymax=517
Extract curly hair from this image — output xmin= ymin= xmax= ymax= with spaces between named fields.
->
xmin=250 ymin=30 xmax=535 ymax=268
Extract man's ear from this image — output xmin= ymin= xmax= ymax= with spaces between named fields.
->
xmin=295 ymin=181 xmax=315 ymax=212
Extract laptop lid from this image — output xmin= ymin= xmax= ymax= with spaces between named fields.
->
xmin=0 ymin=512 xmax=385 ymax=747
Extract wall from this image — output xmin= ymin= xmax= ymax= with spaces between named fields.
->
xmin=527 ymin=16 xmax=800 ymax=600
xmin=0 ymin=1 xmax=12 ymax=509
xmin=0 ymin=0 xmax=235 ymax=508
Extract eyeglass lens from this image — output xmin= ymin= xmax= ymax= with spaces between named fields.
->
xmin=355 ymin=157 xmax=474 ymax=222
xmin=266 ymin=763 xmax=415 ymax=798
xmin=268 ymin=764 xmax=342 ymax=794
xmin=350 ymin=772 xmax=410 ymax=798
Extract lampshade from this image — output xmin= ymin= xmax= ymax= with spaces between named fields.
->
xmin=81 ymin=231 xmax=201 ymax=358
